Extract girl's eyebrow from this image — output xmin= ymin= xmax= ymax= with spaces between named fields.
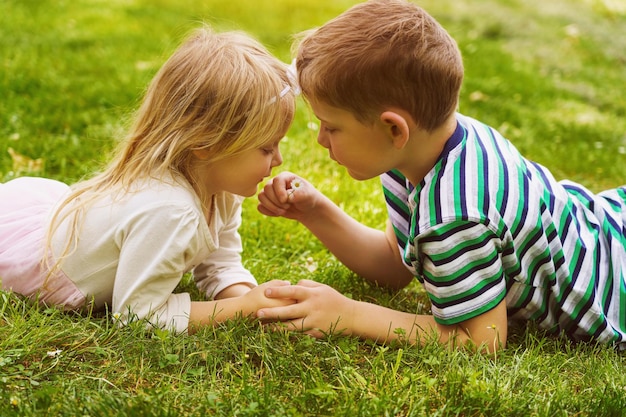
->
xmin=268 ymin=137 xmax=283 ymax=147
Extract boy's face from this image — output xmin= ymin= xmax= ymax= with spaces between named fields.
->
xmin=308 ymin=97 xmax=398 ymax=181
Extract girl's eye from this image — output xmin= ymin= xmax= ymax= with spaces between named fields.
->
xmin=323 ymin=126 xmax=337 ymax=134
xmin=262 ymin=144 xmax=278 ymax=155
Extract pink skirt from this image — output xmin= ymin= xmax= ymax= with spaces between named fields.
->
xmin=0 ymin=177 xmax=85 ymax=309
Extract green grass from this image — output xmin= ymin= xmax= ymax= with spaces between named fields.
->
xmin=1 ymin=0 xmax=626 ymax=415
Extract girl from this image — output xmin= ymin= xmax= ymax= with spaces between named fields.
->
xmin=0 ymin=27 xmax=296 ymax=333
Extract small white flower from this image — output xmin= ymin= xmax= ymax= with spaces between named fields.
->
xmin=112 ymin=312 xmax=122 ymax=321
xmin=47 ymin=349 xmax=62 ymax=358
xmin=307 ymin=122 xmax=318 ymax=131
xmin=287 ymin=178 xmax=303 ymax=198
xmin=304 ymin=256 xmax=318 ymax=273
xmin=290 ymin=179 xmax=302 ymax=190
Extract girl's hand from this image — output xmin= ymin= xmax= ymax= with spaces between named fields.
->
xmin=257 ymin=172 xmax=321 ymax=222
xmin=256 ymin=279 xmax=356 ymax=338
xmin=243 ymin=280 xmax=295 ymax=312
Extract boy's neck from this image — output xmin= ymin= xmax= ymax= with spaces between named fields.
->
xmin=399 ymin=113 xmax=457 ymax=186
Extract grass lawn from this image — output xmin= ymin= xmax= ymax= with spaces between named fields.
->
xmin=1 ymin=0 xmax=625 ymax=415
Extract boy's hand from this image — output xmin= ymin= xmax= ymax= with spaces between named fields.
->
xmin=257 ymin=172 xmax=320 ymax=221
xmin=256 ymin=279 xmax=356 ymax=338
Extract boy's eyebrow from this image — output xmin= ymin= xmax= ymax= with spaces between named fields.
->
xmin=312 ymin=112 xmax=323 ymax=121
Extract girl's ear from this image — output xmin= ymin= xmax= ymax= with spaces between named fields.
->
xmin=380 ymin=111 xmax=410 ymax=149
xmin=192 ymin=149 xmax=212 ymax=160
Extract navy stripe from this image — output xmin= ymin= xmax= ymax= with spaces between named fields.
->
xmin=428 ymin=274 xmax=503 ymax=309
xmin=419 ymin=222 xmax=479 ymax=243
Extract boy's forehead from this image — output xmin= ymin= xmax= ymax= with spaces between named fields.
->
xmin=308 ymin=97 xmax=344 ymax=120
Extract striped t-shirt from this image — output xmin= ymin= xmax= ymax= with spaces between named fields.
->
xmin=382 ymin=113 xmax=626 ymax=348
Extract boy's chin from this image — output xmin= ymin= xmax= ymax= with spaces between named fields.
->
xmin=346 ymin=168 xmax=375 ymax=182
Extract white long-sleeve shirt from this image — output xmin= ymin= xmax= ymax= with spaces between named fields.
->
xmin=0 ymin=174 xmax=256 ymax=333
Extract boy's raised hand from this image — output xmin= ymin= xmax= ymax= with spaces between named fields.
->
xmin=257 ymin=172 xmax=320 ymax=221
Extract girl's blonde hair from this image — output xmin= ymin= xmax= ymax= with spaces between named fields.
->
xmin=44 ymin=27 xmax=296 ymax=275
xmin=295 ymin=0 xmax=463 ymax=132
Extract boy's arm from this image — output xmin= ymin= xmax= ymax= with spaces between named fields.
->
xmin=259 ymin=280 xmax=507 ymax=352
xmin=349 ymin=297 xmax=508 ymax=352
xmin=258 ymin=173 xmax=413 ymax=289
xmin=300 ymin=194 xmax=414 ymax=288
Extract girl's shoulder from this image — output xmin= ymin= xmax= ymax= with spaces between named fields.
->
xmin=125 ymin=178 xmax=199 ymax=207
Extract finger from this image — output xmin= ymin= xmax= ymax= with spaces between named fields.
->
xmin=263 ymin=320 xmax=315 ymax=335
xmin=278 ymin=318 xmax=316 ymax=334
xmin=296 ymin=279 xmax=322 ymax=288
xmin=262 ymin=279 xmax=291 ymax=287
xmin=262 ymin=181 xmax=294 ymax=207
xmin=257 ymin=203 xmax=281 ymax=217
xmin=256 ymin=304 xmax=302 ymax=321
xmin=264 ymin=284 xmax=312 ymax=300
xmin=274 ymin=172 xmax=309 ymax=200
xmin=272 ymin=178 xmax=295 ymax=204
xmin=257 ymin=192 xmax=289 ymax=215
xmin=303 ymin=328 xmax=325 ymax=339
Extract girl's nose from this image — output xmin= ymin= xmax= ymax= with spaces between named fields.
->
xmin=272 ymin=148 xmax=283 ymax=167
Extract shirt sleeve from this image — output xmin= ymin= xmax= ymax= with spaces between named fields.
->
xmin=112 ymin=202 xmax=204 ymax=333
xmin=416 ymin=220 xmax=507 ymax=325
xmin=193 ymin=194 xmax=257 ymax=299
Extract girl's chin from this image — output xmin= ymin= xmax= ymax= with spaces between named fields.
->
xmin=236 ymin=186 xmax=261 ymax=198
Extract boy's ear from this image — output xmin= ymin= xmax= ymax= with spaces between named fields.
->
xmin=380 ymin=111 xmax=410 ymax=149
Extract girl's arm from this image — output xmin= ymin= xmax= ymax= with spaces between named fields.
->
xmin=194 ymin=194 xmax=257 ymax=299
xmin=213 ymin=283 xmax=254 ymax=299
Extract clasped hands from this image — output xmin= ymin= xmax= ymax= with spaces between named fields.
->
xmin=249 ymin=279 xmax=353 ymax=338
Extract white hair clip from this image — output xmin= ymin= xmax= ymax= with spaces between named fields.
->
xmin=269 ymin=60 xmax=301 ymax=103
xmin=279 ymin=84 xmax=292 ymax=98
xmin=286 ymin=59 xmax=301 ymax=96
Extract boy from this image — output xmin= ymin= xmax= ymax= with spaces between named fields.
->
xmin=256 ymin=0 xmax=626 ymax=352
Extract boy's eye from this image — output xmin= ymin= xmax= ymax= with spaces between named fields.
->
xmin=323 ymin=126 xmax=337 ymax=133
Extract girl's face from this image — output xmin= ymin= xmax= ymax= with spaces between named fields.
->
xmin=194 ymin=138 xmax=284 ymax=198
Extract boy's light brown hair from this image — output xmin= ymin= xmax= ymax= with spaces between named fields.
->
xmin=295 ymin=0 xmax=463 ymax=132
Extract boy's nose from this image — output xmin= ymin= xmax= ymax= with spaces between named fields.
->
xmin=317 ymin=130 xmax=329 ymax=148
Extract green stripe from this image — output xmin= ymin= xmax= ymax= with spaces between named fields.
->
xmin=382 ymin=187 xmax=410 ymax=217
